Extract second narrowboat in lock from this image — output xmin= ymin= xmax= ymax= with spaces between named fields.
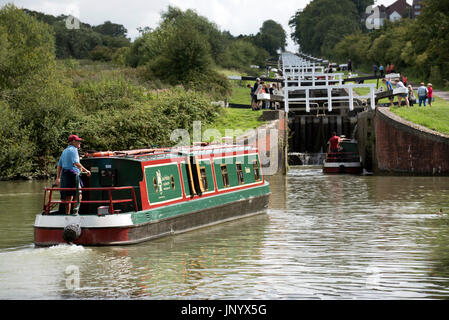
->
xmin=323 ymin=138 xmax=363 ymax=174
xmin=34 ymin=144 xmax=271 ymax=246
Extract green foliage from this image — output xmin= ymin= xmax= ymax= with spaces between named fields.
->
xmin=0 ymin=4 xmax=56 ymax=90
xmin=0 ymin=101 xmax=35 ymax=179
xmin=22 ymin=8 xmax=131 ymax=60
xmin=160 ymin=6 xmax=228 ymax=64
xmin=254 ymin=20 xmax=286 ymax=56
xmin=126 ymin=25 xmax=174 ymax=67
xmin=219 ymin=39 xmax=269 ymax=71
xmin=76 ymin=87 xmax=221 ymax=151
xmin=0 ymin=4 xmax=79 ymax=176
xmin=333 ymin=33 xmax=371 ymax=67
xmin=75 ymin=76 xmax=148 ymax=112
xmin=88 ymin=45 xmax=113 ymax=61
xmin=93 ymin=21 xmax=128 ymax=37
xmin=147 ymin=21 xmax=213 ymax=84
xmin=9 ymin=72 xmax=80 ymax=173
xmin=329 ymin=0 xmax=449 ymax=86
xmin=202 ymin=108 xmax=265 ymax=140
xmin=150 ymin=87 xmax=221 ymax=135
xmin=127 ymin=7 xmax=231 ymax=99
xmin=348 ymin=0 xmax=375 ymax=17
xmin=127 ymin=6 xmax=284 ymax=96
xmin=289 ymin=0 xmax=361 ymax=57
xmin=0 ymin=3 xmax=278 ymax=180
xmin=111 ymin=47 xmax=130 ymax=66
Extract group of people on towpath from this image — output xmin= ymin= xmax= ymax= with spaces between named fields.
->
xmin=373 ymin=63 xmax=396 ymax=77
xmin=358 ymin=60 xmax=434 ymax=108
xmin=248 ymin=78 xmax=282 ymax=110
xmin=382 ymin=77 xmax=433 ymax=108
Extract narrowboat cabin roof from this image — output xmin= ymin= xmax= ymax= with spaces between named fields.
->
xmin=83 ymin=144 xmax=258 ymax=162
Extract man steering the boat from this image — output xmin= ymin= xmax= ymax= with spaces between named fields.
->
xmin=55 ymin=134 xmax=91 ymax=214
xmin=328 ymin=132 xmax=341 ymax=153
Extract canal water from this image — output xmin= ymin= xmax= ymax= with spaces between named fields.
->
xmin=1 ymin=167 xmax=449 ymax=299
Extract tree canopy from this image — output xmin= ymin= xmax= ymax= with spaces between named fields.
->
xmin=22 ymin=9 xmax=130 ymax=60
xmin=289 ymin=0 xmax=372 ymax=56
xmin=254 ymin=20 xmax=286 ymax=56
xmin=331 ymin=0 xmax=448 ymax=85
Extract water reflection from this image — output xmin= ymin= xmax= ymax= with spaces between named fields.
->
xmin=1 ymin=169 xmax=449 ymax=299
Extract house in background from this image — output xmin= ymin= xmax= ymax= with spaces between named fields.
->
xmin=375 ymin=0 xmax=413 ymax=26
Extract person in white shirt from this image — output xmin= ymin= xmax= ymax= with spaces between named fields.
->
xmin=395 ymin=80 xmax=409 ymax=107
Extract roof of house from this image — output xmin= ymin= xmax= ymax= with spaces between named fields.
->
xmin=385 ymin=0 xmax=411 ymax=16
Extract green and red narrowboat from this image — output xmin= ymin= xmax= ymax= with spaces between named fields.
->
xmin=323 ymin=139 xmax=362 ymax=174
xmin=34 ymin=144 xmax=271 ymax=246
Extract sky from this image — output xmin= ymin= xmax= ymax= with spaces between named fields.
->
xmin=1 ymin=0 xmax=409 ymax=52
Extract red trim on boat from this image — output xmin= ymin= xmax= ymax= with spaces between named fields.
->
xmin=34 ymin=227 xmax=130 ymax=246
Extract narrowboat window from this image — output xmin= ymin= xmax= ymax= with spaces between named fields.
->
xmin=153 ymin=177 xmax=158 ymax=192
xmin=252 ymin=160 xmax=260 ymax=181
xmin=200 ymin=167 xmax=208 ymax=191
xmin=236 ymin=163 xmax=244 ymax=185
xmin=170 ymin=175 xmax=175 ymax=189
xmin=220 ymin=164 xmax=230 ymax=187
xmin=100 ymin=169 xmax=116 ymax=187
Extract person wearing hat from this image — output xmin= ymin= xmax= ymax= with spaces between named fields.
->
xmin=55 ymin=134 xmax=91 ymax=214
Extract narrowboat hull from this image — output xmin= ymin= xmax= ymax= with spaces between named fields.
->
xmin=322 ymin=161 xmax=362 ymax=174
xmin=34 ymin=182 xmax=270 ymax=246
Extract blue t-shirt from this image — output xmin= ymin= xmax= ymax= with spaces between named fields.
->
xmin=58 ymin=145 xmax=80 ymax=174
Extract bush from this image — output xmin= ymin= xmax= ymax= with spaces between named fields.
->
xmin=76 ymin=87 xmax=221 ymax=151
xmin=0 ymin=101 xmax=35 ymax=179
xmin=88 ymin=45 xmax=113 ymax=61
xmin=75 ymin=76 xmax=148 ymax=112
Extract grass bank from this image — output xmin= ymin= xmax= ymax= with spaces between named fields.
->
xmin=389 ymin=96 xmax=449 ymax=135
xmin=203 ymin=108 xmax=265 ymax=142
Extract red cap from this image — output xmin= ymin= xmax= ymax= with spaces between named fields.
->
xmin=68 ymin=134 xmax=83 ymax=143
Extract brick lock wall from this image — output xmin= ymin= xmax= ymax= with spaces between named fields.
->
xmin=375 ymin=108 xmax=449 ymax=175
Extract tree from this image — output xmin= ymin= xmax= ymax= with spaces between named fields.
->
xmin=219 ymin=39 xmax=269 ymax=71
xmin=148 ymin=20 xmax=213 ymax=84
xmin=255 ymin=20 xmax=286 ymax=56
xmin=21 ymin=9 xmax=130 ymax=59
xmin=0 ymin=4 xmax=79 ymax=176
xmin=127 ymin=6 xmax=231 ymax=98
xmin=348 ymin=0 xmax=374 ymax=18
xmin=0 ymin=4 xmax=55 ymax=90
xmin=289 ymin=0 xmax=361 ymax=56
xmin=410 ymin=0 xmax=449 ymax=84
xmin=160 ymin=6 xmax=228 ymax=64
xmin=93 ymin=21 xmax=128 ymax=37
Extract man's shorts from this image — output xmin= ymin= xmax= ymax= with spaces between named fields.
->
xmin=60 ymin=169 xmax=82 ymax=198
